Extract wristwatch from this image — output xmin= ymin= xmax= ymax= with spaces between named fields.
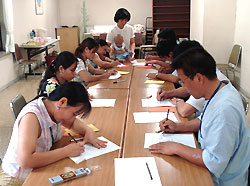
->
xmin=155 ymin=73 xmax=159 ymax=79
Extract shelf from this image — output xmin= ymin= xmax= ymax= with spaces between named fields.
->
xmin=153 ymin=19 xmax=189 ymax=22
xmin=153 ymin=12 xmax=189 ymax=15
xmin=153 ymin=5 xmax=190 ymax=8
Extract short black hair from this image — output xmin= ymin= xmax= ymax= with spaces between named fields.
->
xmin=96 ymin=39 xmax=108 ymax=47
xmin=114 ymin=8 xmax=131 ymax=23
xmin=171 ymin=47 xmax=217 ymax=80
xmin=156 ymin=39 xmax=177 ymax=58
xmin=158 ymin=28 xmax=176 ymax=41
xmin=173 ymin=40 xmax=203 ymax=59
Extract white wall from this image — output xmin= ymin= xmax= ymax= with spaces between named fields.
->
xmin=190 ymin=0 xmax=204 ymax=43
xmin=0 ymin=0 xmax=59 ymax=90
xmin=234 ymin=0 xmax=250 ymax=93
xmin=202 ymin=0 xmax=236 ymax=64
xmin=58 ymin=0 xmax=152 ymax=40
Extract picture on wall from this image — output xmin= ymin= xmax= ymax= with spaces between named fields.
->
xmin=35 ymin=0 xmax=43 ymax=15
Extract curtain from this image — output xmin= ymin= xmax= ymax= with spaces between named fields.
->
xmin=2 ymin=0 xmax=14 ymax=53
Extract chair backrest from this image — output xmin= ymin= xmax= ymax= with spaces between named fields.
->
xmin=228 ymin=44 xmax=242 ymax=68
xmin=14 ymin=43 xmax=23 ymax=61
xmin=99 ymin=33 xmax=107 ymax=41
xmin=10 ymin=94 xmax=27 ymax=121
xmin=134 ymin=33 xmax=143 ymax=47
xmin=240 ymin=94 xmax=249 ymax=115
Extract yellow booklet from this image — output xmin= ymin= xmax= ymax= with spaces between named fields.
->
xmin=144 ymin=80 xmax=165 ymax=84
xmin=118 ymin=71 xmax=130 ymax=75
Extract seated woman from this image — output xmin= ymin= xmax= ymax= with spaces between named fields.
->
xmin=87 ymin=39 xmax=120 ymax=69
xmin=110 ymin=34 xmax=132 ymax=62
xmin=38 ymin=51 xmax=77 ymax=95
xmin=74 ymin=38 xmax=116 ymax=86
xmin=2 ymin=82 xmax=107 ymax=180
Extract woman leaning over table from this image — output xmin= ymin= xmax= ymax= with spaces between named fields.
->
xmin=37 ymin=51 xmax=77 ymax=95
xmin=2 ymin=82 xmax=107 ymax=180
xmin=74 ymin=38 xmax=116 ymax=86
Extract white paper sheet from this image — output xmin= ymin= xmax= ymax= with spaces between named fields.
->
xmin=115 ymin=157 xmax=162 ymax=186
xmin=141 ymin=98 xmax=175 ymax=107
xmin=117 ymin=64 xmax=128 ymax=67
xmin=144 ymin=133 xmax=196 ymax=148
xmin=70 ymin=136 xmax=120 ymax=164
xmin=132 ymin=62 xmax=146 ymax=66
xmin=108 ymin=73 xmax=121 ymax=79
xmin=133 ymin=112 xmax=178 ymax=123
xmin=90 ymin=99 xmax=116 ymax=107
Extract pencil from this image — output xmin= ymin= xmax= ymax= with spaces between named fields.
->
xmin=68 ymin=132 xmax=78 ymax=143
xmin=146 ymin=162 xmax=153 ymax=180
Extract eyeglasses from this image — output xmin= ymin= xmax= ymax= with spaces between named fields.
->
xmin=179 ymin=75 xmax=193 ymax=85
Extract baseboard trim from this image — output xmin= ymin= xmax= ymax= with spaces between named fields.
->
xmin=0 ymin=77 xmax=21 ymax=92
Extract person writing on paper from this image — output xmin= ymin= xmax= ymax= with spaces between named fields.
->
xmin=149 ymin=48 xmax=250 ymax=186
xmin=38 ymin=51 xmax=77 ymax=95
xmin=145 ymin=27 xmax=177 ymax=62
xmin=89 ymin=39 xmax=120 ymax=69
xmin=146 ymin=39 xmax=180 ymax=84
xmin=106 ymin=8 xmax=135 ymax=58
xmin=96 ymin=39 xmax=119 ymax=64
xmin=110 ymin=34 xmax=132 ymax=62
xmin=2 ymin=82 xmax=107 ymax=180
xmin=157 ymin=40 xmax=229 ymax=117
xmin=74 ymin=38 xmax=116 ymax=86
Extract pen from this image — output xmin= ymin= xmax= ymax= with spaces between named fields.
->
xmin=146 ymin=162 xmax=153 ymax=180
xmin=159 ymin=88 xmax=163 ymax=101
xmin=163 ymin=109 xmax=170 ymax=133
xmin=68 ymin=132 xmax=78 ymax=143
xmin=113 ymin=80 xmax=126 ymax=84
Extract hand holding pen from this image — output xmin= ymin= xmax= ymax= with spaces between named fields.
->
xmin=157 ymin=88 xmax=163 ymax=101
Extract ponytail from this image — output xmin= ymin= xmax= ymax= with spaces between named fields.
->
xmin=38 ymin=51 xmax=77 ymax=95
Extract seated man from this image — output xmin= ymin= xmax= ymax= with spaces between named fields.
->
xmin=146 ymin=39 xmax=179 ymax=84
xmin=145 ymin=27 xmax=177 ymax=61
xmin=149 ymin=47 xmax=250 ymax=186
xmin=157 ymin=40 xmax=229 ymax=117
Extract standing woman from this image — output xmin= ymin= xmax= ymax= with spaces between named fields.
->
xmin=2 ymin=82 xmax=107 ymax=180
xmin=74 ymin=38 xmax=116 ymax=86
xmin=38 ymin=51 xmax=77 ymax=95
xmin=106 ymin=8 xmax=135 ymax=57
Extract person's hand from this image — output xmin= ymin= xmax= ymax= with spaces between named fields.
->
xmin=149 ymin=141 xmax=179 ymax=155
xmin=145 ymin=61 xmax=155 ymax=66
xmin=103 ymin=73 xmax=111 ymax=79
xmin=159 ymin=118 xmax=177 ymax=133
xmin=146 ymin=73 xmax=157 ymax=79
xmin=108 ymin=69 xmax=117 ymax=75
xmin=64 ymin=142 xmax=85 ymax=157
xmin=157 ymin=89 xmax=171 ymax=101
xmin=170 ymin=97 xmax=183 ymax=106
xmin=83 ymin=127 xmax=107 ymax=148
xmin=112 ymin=61 xmax=120 ymax=66
xmin=145 ymin=55 xmax=153 ymax=61
xmin=158 ymin=67 xmax=173 ymax=74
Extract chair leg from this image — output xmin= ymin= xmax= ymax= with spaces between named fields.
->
xmin=233 ymin=71 xmax=236 ymax=85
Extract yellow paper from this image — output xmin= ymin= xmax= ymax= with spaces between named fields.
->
xmin=88 ymin=124 xmax=99 ymax=132
xmin=118 ymin=71 xmax=130 ymax=75
xmin=144 ymin=80 xmax=165 ymax=84
xmin=65 ymin=128 xmax=79 ymax=136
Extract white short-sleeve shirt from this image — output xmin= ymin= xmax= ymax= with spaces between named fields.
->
xmin=186 ymin=68 xmax=229 ymax=112
xmin=106 ymin=24 xmax=134 ymax=50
